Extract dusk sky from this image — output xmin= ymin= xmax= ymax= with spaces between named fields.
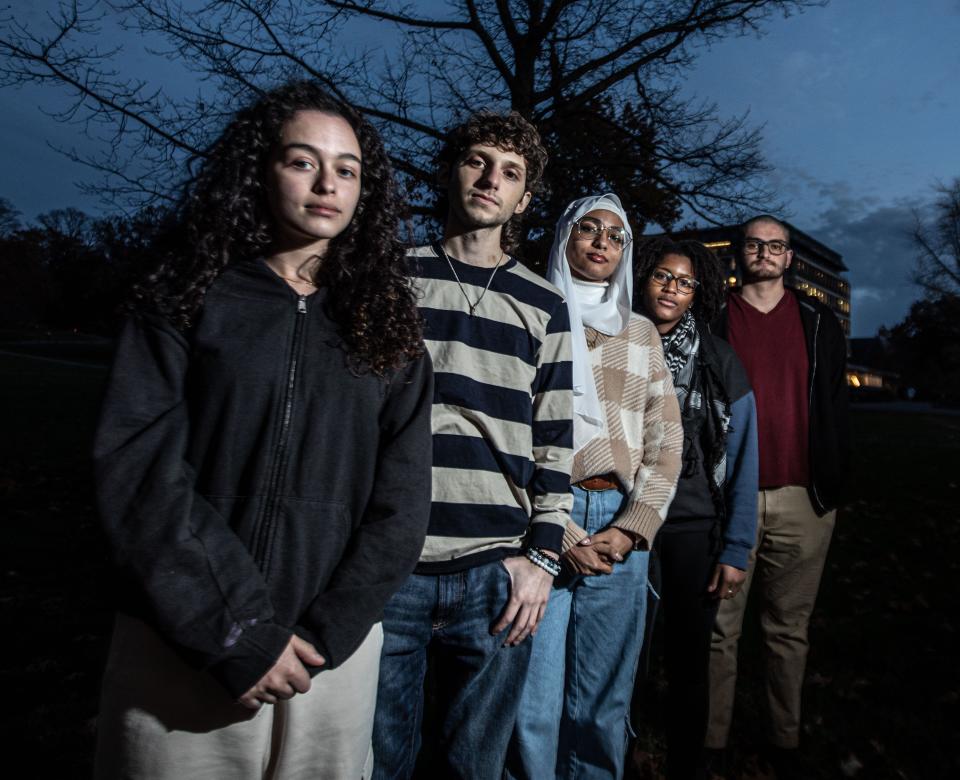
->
xmin=2 ymin=0 xmax=959 ymax=337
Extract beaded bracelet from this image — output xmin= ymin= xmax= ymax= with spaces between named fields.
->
xmin=525 ymin=547 xmax=562 ymax=577
xmin=526 ymin=547 xmax=559 ymax=569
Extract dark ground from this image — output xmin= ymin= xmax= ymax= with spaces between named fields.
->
xmin=2 ymin=333 xmax=958 ymax=778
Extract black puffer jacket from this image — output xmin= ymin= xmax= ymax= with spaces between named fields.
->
xmin=93 ymin=259 xmax=433 ymax=698
xmin=712 ymin=291 xmax=848 ymax=515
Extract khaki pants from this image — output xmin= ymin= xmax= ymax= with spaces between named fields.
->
xmin=706 ymin=486 xmax=835 ymax=749
xmin=95 ymin=614 xmax=382 ymax=779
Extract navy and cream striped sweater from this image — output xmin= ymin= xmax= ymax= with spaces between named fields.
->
xmin=411 ymin=244 xmax=575 ymax=573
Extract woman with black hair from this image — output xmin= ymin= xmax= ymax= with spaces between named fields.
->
xmin=92 ymin=81 xmax=432 ymax=779
xmin=634 ymin=238 xmax=758 ymax=780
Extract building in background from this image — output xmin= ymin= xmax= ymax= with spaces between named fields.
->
xmin=847 ymin=336 xmax=901 ymax=399
xmin=664 ymin=221 xmax=851 ymax=337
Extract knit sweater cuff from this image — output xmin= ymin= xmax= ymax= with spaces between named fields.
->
xmin=718 ymin=540 xmax=752 ymax=571
xmin=561 ymin=521 xmax=590 ymax=553
xmin=526 ymin=520 xmax=565 ymax=556
xmin=611 ymin=502 xmax=664 ymax=551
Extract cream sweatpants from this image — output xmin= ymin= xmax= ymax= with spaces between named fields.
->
xmin=94 ymin=613 xmax=382 ymax=779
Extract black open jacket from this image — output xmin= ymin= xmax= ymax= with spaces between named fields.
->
xmin=93 ymin=259 xmax=433 ymax=699
xmin=712 ymin=290 xmax=849 ymax=515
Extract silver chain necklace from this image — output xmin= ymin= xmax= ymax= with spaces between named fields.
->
xmin=436 ymin=242 xmax=506 ymax=317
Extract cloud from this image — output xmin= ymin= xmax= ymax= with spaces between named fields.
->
xmin=851 ymin=287 xmax=896 ymax=304
xmin=781 ymin=50 xmax=838 ymax=87
xmin=803 ymin=191 xmax=932 ymax=337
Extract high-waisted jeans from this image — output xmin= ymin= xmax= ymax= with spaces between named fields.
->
xmin=507 ymin=486 xmax=651 ymax=780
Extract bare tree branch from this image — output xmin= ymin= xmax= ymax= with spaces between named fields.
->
xmin=1 ymin=0 xmax=818 ymax=228
xmin=913 ymin=179 xmax=960 ymax=295
xmin=1 ymin=3 xmax=202 ymax=156
xmin=324 ymin=1 xmax=472 ymax=31
xmin=462 ymin=0 xmax=516 ymax=91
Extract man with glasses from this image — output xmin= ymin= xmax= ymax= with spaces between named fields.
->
xmin=705 ymin=215 xmax=848 ymax=778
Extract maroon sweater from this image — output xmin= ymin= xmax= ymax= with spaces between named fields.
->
xmin=727 ymin=291 xmax=809 ymax=488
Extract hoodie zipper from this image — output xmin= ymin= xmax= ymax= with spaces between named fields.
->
xmin=253 ymin=294 xmax=308 ymax=572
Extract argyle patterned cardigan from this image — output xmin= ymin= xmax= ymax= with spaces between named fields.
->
xmin=564 ymin=314 xmax=683 ymax=552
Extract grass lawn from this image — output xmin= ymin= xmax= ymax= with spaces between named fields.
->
xmin=2 ymin=344 xmax=957 ymax=778
xmin=798 ymin=410 xmax=960 ymax=778
xmin=632 ymin=409 xmax=960 ymax=779
xmin=0 ymin=349 xmax=112 ymax=776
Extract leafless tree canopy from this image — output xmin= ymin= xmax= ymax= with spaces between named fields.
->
xmin=0 ymin=196 xmax=22 ymax=236
xmin=1 ymin=0 xmax=819 ymax=234
xmin=913 ymin=178 xmax=960 ymax=297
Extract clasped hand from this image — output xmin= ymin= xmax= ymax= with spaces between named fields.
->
xmin=563 ymin=527 xmax=636 ymax=576
xmin=238 ymin=635 xmax=325 ymax=710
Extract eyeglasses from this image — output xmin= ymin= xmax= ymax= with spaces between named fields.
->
xmin=573 ymin=217 xmax=630 ymax=248
xmin=743 ymin=237 xmax=790 ymax=256
xmin=650 ymin=268 xmax=700 ymax=295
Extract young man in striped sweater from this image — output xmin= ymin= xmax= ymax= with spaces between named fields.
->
xmin=373 ymin=112 xmax=574 ymax=780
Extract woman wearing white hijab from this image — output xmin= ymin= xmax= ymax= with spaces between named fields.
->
xmin=507 ymin=195 xmax=683 ymax=779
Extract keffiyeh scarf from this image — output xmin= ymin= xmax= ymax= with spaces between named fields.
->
xmin=660 ymin=310 xmax=700 ymax=411
xmin=660 ymin=311 xmax=732 ymax=520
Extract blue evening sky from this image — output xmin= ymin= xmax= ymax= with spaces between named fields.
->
xmin=2 ymin=0 xmax=959 ymax=336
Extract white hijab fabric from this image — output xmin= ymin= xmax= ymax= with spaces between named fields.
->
xmin=546 ymin=194 xmax=634 ymax=452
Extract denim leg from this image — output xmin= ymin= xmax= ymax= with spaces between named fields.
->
xmin=506 ymin=571 xmax=575 ymax=780
xmin=434 ymin=560 xmax=533 ymax=780
xmin=561 ymin=487 xmax=651 ymax=780
xmin=373 ymin=574 xmax=435 ymax=780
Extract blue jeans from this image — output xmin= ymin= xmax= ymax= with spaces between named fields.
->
xmin=507 ymin=487 xmax=651 ymax=780
xmin=373 ymin=559 xmax=532 ymax=780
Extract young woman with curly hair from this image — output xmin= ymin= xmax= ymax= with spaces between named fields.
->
xmin=92 ymin=81 xmax=433 ymax=779
xmin=633 ymin=237 xmax=758 ymax=780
